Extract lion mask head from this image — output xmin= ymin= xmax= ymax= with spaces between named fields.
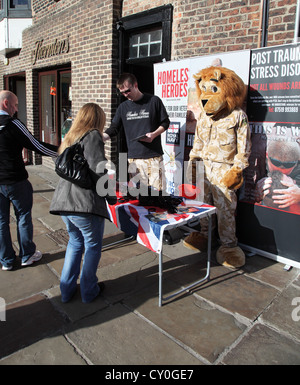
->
xmin=193 ymin=66 xmax=246 ymax=118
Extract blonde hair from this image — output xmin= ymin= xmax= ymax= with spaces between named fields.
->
xmin=59 ymin=103 xmax=106 ymax=154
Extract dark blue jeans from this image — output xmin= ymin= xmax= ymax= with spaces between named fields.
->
xmin=0 ymin=179 xmax=36 ymax=268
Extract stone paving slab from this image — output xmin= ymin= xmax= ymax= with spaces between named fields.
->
xmin=169 ymin=260 xmax=279 ymax=320
xmin=239 ymin=254 xmax=299 ymax=290
xmin=48 ymin=285 xmax=109 ymax=323
xmin=222 ymin=323 xmax=300 ymax=365
xmin=0 ymin=294 xmax=66 ymax=360
xmin=0 ymin=334 xmax=87 ymax=365
xmin=124 ymin=280 xmax=247 ymax=364
xmin=96 ymin=251 xmax=185 ymax=304
xmin=66 ymin=302 xmax=203 ymax=365
xmin=261 ymin=284 xmax=300 ymax=341
xmin=100 ymin=234 xmax=149 ymax=267
xmin=0 ymin=263 xmax=59 ymax=304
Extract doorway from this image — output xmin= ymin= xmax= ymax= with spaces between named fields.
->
xmin=117 ymin=5 xmax=173 ymax=152
xmin=39 ymin=66 xmax=71 ymax=146
xmin=4 ymin=73 xmax=31 ymax=163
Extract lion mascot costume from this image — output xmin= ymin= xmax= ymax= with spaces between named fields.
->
xmin=184 ymin=66 xmax=251 ymax=268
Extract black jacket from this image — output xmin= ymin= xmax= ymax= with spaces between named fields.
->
xmin=0 ymin=114 xmax=58 ymax=184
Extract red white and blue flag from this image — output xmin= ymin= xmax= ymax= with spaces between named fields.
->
xmin=106 ymin=199 xmax=215 ymax=253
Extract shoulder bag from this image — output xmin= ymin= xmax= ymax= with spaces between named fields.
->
xmin=55 ymin=132 xmax=94 ymax=189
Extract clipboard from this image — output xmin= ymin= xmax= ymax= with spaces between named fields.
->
xmin=131 ymin=134 xmax=147 ymax=142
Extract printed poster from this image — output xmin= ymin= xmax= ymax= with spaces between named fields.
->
xmin=154 ymin=59 xmax=190 ymax=194
xmin=237 ymin=43 xmax=300 ymax=267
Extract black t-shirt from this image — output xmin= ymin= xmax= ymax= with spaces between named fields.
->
xmin=106 ymin=93 xmax=170 ymax=159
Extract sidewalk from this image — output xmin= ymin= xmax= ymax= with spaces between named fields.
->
xmin=0 ymin=164 xmax=299 ymax=365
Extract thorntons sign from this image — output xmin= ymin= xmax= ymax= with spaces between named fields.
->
xmin=32 ymin=36 xmax=70 ymax=65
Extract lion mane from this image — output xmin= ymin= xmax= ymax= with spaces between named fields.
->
xmin=193 ymin=66 xmax=246 ymax=116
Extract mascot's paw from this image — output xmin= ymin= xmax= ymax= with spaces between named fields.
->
xmin=183 ymin=232 xmax=218 ymax=252
xmin=183 ymin=232 xmax=208 ymax=252
xmin=221 ymin=166 xmax=243 ymax=190
xmin=216 ymin=245 xmax=245 ymax=268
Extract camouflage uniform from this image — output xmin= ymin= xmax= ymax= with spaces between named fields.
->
xmin=128 ymin=156 xmax=165 ymax=191
xmin=189 ymin=108 xmax=251 ymax=247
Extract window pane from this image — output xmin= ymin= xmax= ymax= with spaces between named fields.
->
xmin=140 ymin=33 xmax=149 ymax=44
xmin=60 ymin=72 xmax=72 ymax=140
xmin=139 ymin=45 xmax=148 ymax=58
xmin=40 ymin=74 xmax=57 ymax=144
xmin=131 ymin=35 xmax=139 ymax=45
xmin=150 ymin=30 xmax=162 ymax=41
xmin=129 ymin=46 xmax=138 ymax=59
xmin=10 ymin=0 xmax=29 ymax=8
xmin=150 ymin=43 xmax=161 ymax=56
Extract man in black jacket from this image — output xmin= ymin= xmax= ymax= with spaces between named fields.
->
xmin=0 ymin=90 xmax=58 ymax=270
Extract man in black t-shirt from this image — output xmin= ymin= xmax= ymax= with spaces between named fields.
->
xmin=103 ymin=73 xmax=170 ymax=192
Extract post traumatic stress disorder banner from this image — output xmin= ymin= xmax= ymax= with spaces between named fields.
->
xmin=238 ymin=43 xmax=300 ymax=267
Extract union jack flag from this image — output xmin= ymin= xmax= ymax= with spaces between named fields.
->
xmin=107 ymin=198 xmax=215 ymax=253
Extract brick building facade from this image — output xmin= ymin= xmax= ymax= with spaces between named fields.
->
xmin=0 ymin=0 xmax=298 ymax=168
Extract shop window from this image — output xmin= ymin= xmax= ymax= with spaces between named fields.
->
xmin=39 ymin=67 xmax=71 ymax=146
xmin=0 ymin=0 xmax=31 ymax=18
xmin=10 ymin=0 xmax=30 ymax=8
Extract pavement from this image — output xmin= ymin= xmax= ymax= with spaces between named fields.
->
xmin=0 ymin=164 xmax=299 ymax=366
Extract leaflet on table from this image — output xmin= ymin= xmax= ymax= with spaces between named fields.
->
xmin=145 ymin=203 xmax=204 ymax=223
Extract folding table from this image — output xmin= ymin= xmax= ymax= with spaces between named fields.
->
xmin=106 ymin=196 xmax=216 ymax=306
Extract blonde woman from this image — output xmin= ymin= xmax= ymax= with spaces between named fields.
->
xmin=50 ymin=103 xmax=109 ymax=303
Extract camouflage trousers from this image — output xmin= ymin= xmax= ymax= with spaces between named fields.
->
xmin=128 ymin=156 xmax=165 ymax=191
xmin=199 ymin=160 xmax=238 ymax=247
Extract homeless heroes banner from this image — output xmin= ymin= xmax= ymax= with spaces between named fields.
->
xmin=237 ymin=43 xmax=300 ymax=267
xmin=154 ymin=59 xmax=190 ymax=195
xmin=154 ymin=51 xmax=251 ymax=195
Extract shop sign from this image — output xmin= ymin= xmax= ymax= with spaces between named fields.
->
xmin=32 ymin=35 xmax=70 ymax=65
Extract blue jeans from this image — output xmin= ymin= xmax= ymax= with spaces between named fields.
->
xmin=0 ymin=179 xmax=36 ymax=268
xmin=61 ymin=214 xmax=105 ymax=303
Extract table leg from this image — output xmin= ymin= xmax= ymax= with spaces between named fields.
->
xmin=159 ymin=249 xmax=163 ymax=307
xmin=158 ymin=213 xmax=212 ymax=306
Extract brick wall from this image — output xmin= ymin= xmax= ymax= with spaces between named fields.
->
xmin=122 ymin=0 xmax=297 ymax=58
xmin=0 ymin=0 xmax=298 ymax=167
xmin=32 ymin=0 xmax=82 ymax=23
xmin=1 ymin=0 xmax=122 ymax=165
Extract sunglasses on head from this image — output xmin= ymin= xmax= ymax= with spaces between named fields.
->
xmin=269 ymin=156 xmax=297 ymax=169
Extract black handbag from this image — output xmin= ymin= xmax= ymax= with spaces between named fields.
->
xmin=55 ymin=133 xmax=94 ymax=189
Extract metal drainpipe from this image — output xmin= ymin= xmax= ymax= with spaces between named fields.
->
xmin=261 ymin=0 xmax=269 ymax=47
xmin=257 ymin=0 xmax=269 ymax=48
xmin=294 ymin=0 xmax=300 ymax=43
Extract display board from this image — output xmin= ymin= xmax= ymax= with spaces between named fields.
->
xmin=154 ymin=45 xmax=300 ymax=268
xmin=154 ymin=59 xmax=190 ymax=195
xmin=237 ymin=43 xmax=300 ymax=268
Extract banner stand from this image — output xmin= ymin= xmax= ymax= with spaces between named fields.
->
xmin=239 ymin=243 xmax=300 ymax=269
